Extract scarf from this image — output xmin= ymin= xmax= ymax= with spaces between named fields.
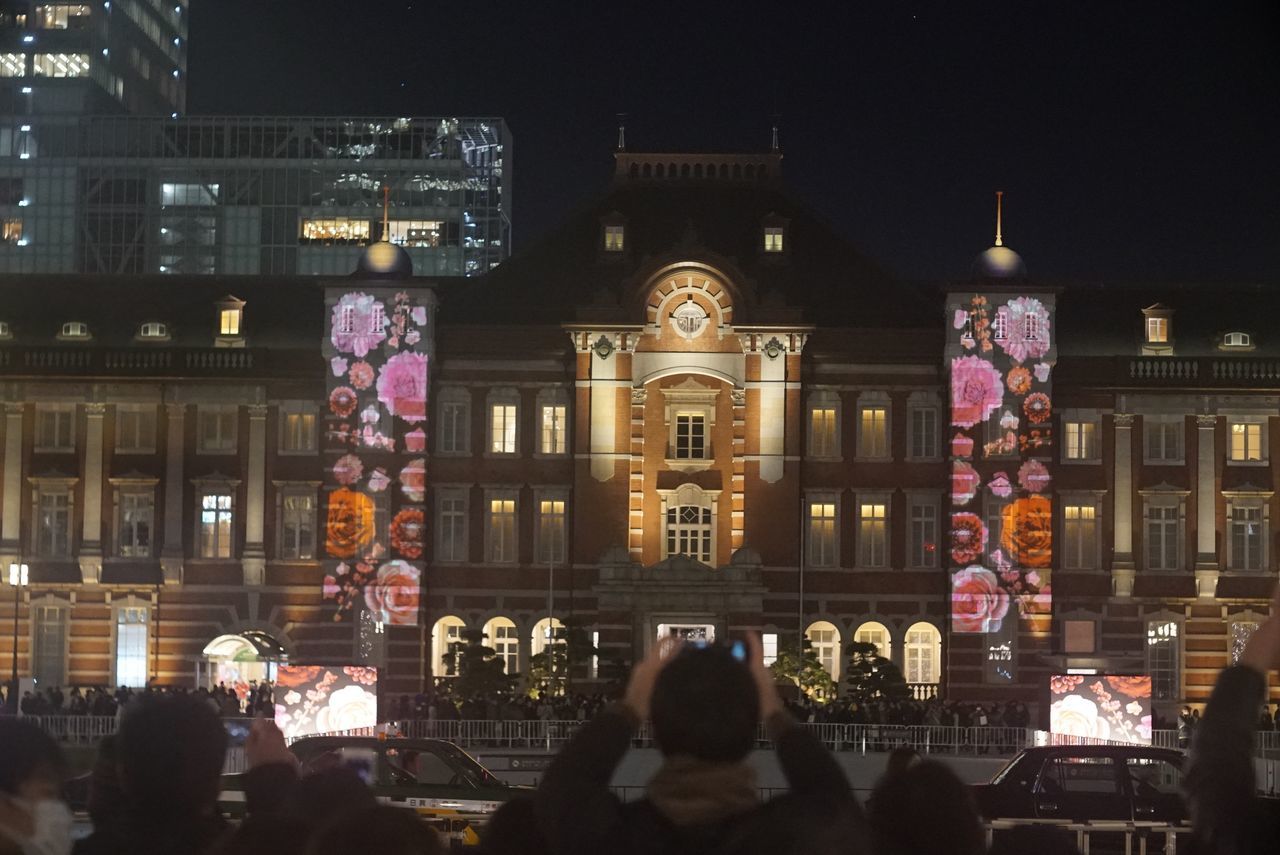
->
xmin=646 ymin=755 xmax=760 ymax=827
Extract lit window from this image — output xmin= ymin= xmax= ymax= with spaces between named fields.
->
xmin=540 ymin=403 xmax=568 ymax=455
xmin=761 ymin=633 xmax=779 ymax=667
xmin=299 ymin=217 xmax=371 ymax=242
xmin=431 ymin=616 xmax=466 ymax=678
xmin=36 ymin=487 xmax=71 ymax=556
xmin=137 ymin=321 xmax=167 ymax=339
xmin=1230 ymin=422 xmax=1264 ymax=462
xmin=59 ymin=320 xmax=89 ymax=339
xmin=197 ymin=407 xmax=237 ymax=452
xmin=1145 ymin=418 xmax=1183 ymax=463
xmin=910 ymin=502 xmax=937 ymax=568
xmin=0 ymin=321 xmax=10 ymax=339
xmin=904 ymin=622 xmax=941 ymax=685
xmin=857 ymin=405 xmax=888 ymax=458
xmin=281 ymin=410 xmax=316 ymax=453
xmin=1146 ymin=619 xmax=1180 ymax=702
xmin=387 ymin=219 xmax=443 ymax=247
xmin=804 ymin=621 xmax=841 ymax=682
xmin=279 ymin=492 xmax=316 ymax=560
xmin=437 ymin=489 xmax=468 ymax=562
xmin=486 ymin=495 xmax=517 ymax=563
xmin=1146 ymin=316 xmax=1169 ymax=344
xmin=603 ymin=224 xmax=624 ymax=252
xmin=537 ymin=497 xmax=566 ymax=564
xmin=1062 ymin=503 xmax=1098 ymax=569
xmin=33 ymin=4 xmax=92 ymax=29
xmin=763 ymin=226 xmax=784 ymax=252
xmin=115 ymin=405 xmax=157 ymax=452
xmin=1064 ymin=421 xmax=1098 ymax=460
xmin=0 ymin=54 xmax=25 ymax=77
xmin=115 ymin=605 xmax=150 ymax=688
xmin=484 ymin=618 xmax=519 ymax=674
xmin=807 ymin=499 xmax=837 ymax=566
xmin=32 ymin=53 xmax=90 ymax=77
xmin=858 ymin=502 xmax=887 ymax=567
xmin=219 ymin=308 xmax=241 ymax=336
xmin=808 ymin=403 xmax=838 ymax=458
xmin=675 ymin=413 xmax=707 ymax=459
xmin=854 ymin=621 xmax=891 ymax=660
xmin=1229 ymin=503 xmax=1266 ymax=571
xmin=666 ymin=504 xmax=713 ymax=563
xmin=32 ymin=603 xmax=68 ymax=689
xmin=35 ymin=405 xmax=74 ymax=451
xmin=910 ymin=407 xmax=938 ymax=459
xmin=2 ymin=218 xmax=22 ymax=243
xmin=1223 ymin=331 xmax=1252 ymax=348
xmin=992 ymin=307 xmax=1009 ymax=343
xmin=117 ymin=491 xmax=154 ymax=557
xmin=199 ymin=491 xmax=234 ymax=558
xmin=161 ymin=182 xmax=219 ymax=206
xmin=489 ymin=402 xmax=518 ymax=454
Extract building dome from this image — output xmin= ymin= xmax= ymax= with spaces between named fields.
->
xmin=355 ymin=240 xmax=413 ymax=278
xmin=972 ymin=245 xmax=1027 ymax=279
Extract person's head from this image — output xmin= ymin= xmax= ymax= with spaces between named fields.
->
xmin=479 ymin=796 xmax=549 ymax=855
xmin=285 ymin=767 xmax=377 ymax=827
xmin=883 ymin=746 xmax=921 ymax=780
xmin=650 ymin=645 xmax=758 ymax=763
xmin=868 ymin=760 xmax=984 ymax=855
xmin=0 ymin=718 xmax=67 ymax=803
xmin=86 ymin=734 xmax=127 ymax=830
xmin=116 ymin=692 xmax=227 ymax=817
xmin=307 ymin=806 xmax=441 ymax=855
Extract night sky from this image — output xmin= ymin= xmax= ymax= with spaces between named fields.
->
xmin=189 ymin=1 xmax=1279 ymax=283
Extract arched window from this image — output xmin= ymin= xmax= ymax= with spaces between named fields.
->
xmin=431 ymin=615 xmax=466 ymax=678
xmin=854 ymin=620 xmax=891 ymax=661
xmin=805 ymin=620 xmax=842 ymax=681
xmin=662 ymin=484 xmax=717 ymax=563
xmin=531 ymin=616 xmax=564 ymax=659
xmin=903 ymin=621 xmax=942 ymax=685
xmin=483 ymin=616 xmax=519 ymax=674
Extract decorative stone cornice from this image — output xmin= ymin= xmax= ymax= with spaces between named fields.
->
xmin=4 ymin=402 xmax=25 ymax=415
xmin=248 ymin=404 xmax=269 ymax=419
xmin=1196 ymin=413 xmax=1218 ymax=428
xmin=1113 ymin=413 xmax=1136 ymax=428
xmin=84 ymin=402 xmax=107 ymax=417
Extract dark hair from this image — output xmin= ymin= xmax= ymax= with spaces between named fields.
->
xmin=308 ymin=806 xmax=442 ymax=855
xmin=650 ymin=645 xmax=758 ymax=762
xmin=117 ymin=692 xmax=228 ymax=816
xmin=87 ymin=734 xmax=127 ymax=830
xmin=0 ymin=718 xmax=67 ymax=794
xmin=868 ymin=760 xmax=984 ymax=855
xmin=480 ymin=796 xmax=549 ymax=855
xmin=286 ymin=766 xmax=377 ymax=827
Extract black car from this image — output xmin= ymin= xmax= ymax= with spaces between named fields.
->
xmin=971 ymin=744 xmax=1187 ymax=823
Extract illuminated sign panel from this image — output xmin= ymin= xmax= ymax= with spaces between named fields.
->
xmin=1049 ymin=674 xmax=1152 ymax=744
xmin=274 ymin=665 xmax=379 ymax=739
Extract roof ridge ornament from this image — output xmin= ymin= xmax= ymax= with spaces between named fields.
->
xmin=994 ymin=190 xmax=1004 ymax=247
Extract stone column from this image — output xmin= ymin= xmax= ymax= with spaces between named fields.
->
xmin=758 ymin=343 xmax=786 ymax=484
xmin=1195 ymin=414 xmax=1219 ymax=599
xmin=2 ymin=403 xmax=24 ymax=569
xmin=79 ymin=403 xmax=107 ymax=584
xmin=242 ymin=404 xmax=268 ymax=586
xmin=589 ymin=337 xmax=617 ymax=482
xmin=160 ymin=403 xmax=186 ymax=585
xmin=1111 ymin=413 xmax=1136 ymax=597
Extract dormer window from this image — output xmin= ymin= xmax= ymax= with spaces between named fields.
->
xmin=1146 ymin=317 xmax=1168 ymax=343
xmin=1141 ymin=304 xmax=1173 ymax=355
xmin=138 ymin=321 xmax=168 ymax=340
xmin=763 ymin=226 xmax=784 ymax=253
xmin=603 ymin=224 xmax=625 ymax=252
xmin=215 ymin=295 xmax=245 ymax=347
xmin=58 ymin=321 xmax=90 ymax=340
xmin=1222 ymin=331 xmax=1253 ymax=349
xmin=219 ymin=309 xmax=240 ymax=336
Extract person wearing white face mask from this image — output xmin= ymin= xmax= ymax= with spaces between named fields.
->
xmin=0 ymin=719 xmax=73 ymax=855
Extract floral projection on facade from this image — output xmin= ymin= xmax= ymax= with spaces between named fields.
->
xmin=321 ymin=288 xmax=432 ymax=625
xmin=947 ymin=291 xmax=1056 ymax=678
xmin=1049 ymin=674 xmax=1152 ymax=744
xmin=274 ymin=665 xmax=379 ymax=739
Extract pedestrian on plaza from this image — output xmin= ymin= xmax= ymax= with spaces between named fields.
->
xmin=0 ymin=719 xmax=72 ymax=855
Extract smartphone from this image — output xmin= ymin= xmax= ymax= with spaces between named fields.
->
xmin=731 ymin=640 xmax=746 ymax=662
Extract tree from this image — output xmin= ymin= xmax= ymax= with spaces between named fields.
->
xmin=528 ymin=618 xmax=599 ymax=697
xmin=769 ymin=638 xmax=838 ymax=701
xmin=843 ymin=640 xmax=910 ymax=704
xmin=441 ymin=628 xmax=515 ymax=703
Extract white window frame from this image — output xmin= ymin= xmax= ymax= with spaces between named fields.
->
xmin=115 ymin=404 xmax=157 ymax=453
xmin=31 ymin=478 xmax=75 ymax=557
xmin=111 ymin=479 xmax=157 ymax=558
xmin=1145 ymin=315 xmax=1169 ymax=344
xmin=1227 ymin=419 xmax=1268 ymax=465
xmin=435 ymin=486 xmax=470 ymax=564
xmin=806 ymin=391 xmax=841 ymax=460
xmin=536 ymin=388 xmax=570 ymax=457
xmin=431 ymin=616 xmax=467 ymax=678
xmin=34 ymin=404 xmax=75 ymax=452
xmin=1141 ymin=492 xmax=1187 ymax=572
xmin=763 ymin=226 xmax=784 ymax=253
xmin=278 ymin=402 xmax=317 ymax=455
xmin=855 ymin=392 xmax=890 ymax=460
xmin=1062 ymin=416 xmax=1101 ymax=463
xmin=804 ymin=620 xmax=842 ymax=683
xmin=1061 ymin=494 xmax=1102 ymax=570
xmin=484 ymin=617 xmax=520 ymax=674
xmin=195 ymin=481 xmax=238 ymax=559
xmin=1144 ymin=416 xmax=1185 ymax=464
xmin=856 ymin=492 xmax=890 ymax=568
xmin=112 ymin=598 xmax=151 ymax=689
xmin=437 ymin=388 xmax=472 ymax=456
xmin=660 ymin=484 xmax=718 ymax=564
xmin=853 ymin=620 xmax=892 ymax=661
xmin=31 ymin=597 xmax=70 ymax=690
xmin=1145 ymin=616 xmax=1182 ymax=703
xmin=904 ymin=621 xmax=942 ymax=685
xmin=662 ymin=381 xmax=718 ymax=470
xmin=1224 ymin=491 xmax=1271 ymax=573
xmin=196 ymin=405 xmax=238 ymax=454
xmin=484 ymin=488 xmax=519 ymax=564
xmin=276 ymin=484 xmax=318 ymax=560
xmin=908 ymin=400 xmax=939 ymax=461
xmin=486 ymin=389 xmax=520 ymax=456
xmin=535 ymin=489 xmax=568 ymax=565
xmin=806 ymin=493 xmax=839 ymax=568
xmin=907 ymin=494 xmax=939 ymax=569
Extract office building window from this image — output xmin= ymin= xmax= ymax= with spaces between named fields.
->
xmin=280 ymin=410 xmax=317 ymax=453
xmin=1145 ymin=501 xmax=1181 ymax=571
xmin=114 ymin=605 xmax=149 ymax=688
xmin=1146 ymin=619 xmax=1181 ymax=702
xmin=35 ymin=405 xmax=74 ymax=451
xmin=488 ymin=395 xmax=518 ymax=455
xmin=161 ymin=183 xmax=219 ymax=206
xmin=486 ymin=493 xmax=517 ymax=563
xmin=33 ymin=53 xmax=90 ymax=77
xmin=536 ymin=497 xmax=567 ymax=564
xmin=387 ymin=219 xmax=443 ymax=247
xmin=279 ymin=492 xmax=316 ymax=560
xmin=666 ymin=503 xmax=713 ymax=563
xmin=674 ymin=413 xmax=707 ymax=459
xmin=198 ymin=407 xmax=237 ymax=452
xmin=1062 ymin=503 xmax=1098 ymax=570
xmin=1064 ymin=421 xmax=1099 ymax=461
xmin=539 ymin=395 xmax=568 ymax=455
xmin=603 ymin=224 xmax=624 ymax=251
xmin=116 ymin=405 xmax=157 ymax=453
xmin=1228 ymin=503 xmax=1266 ymax=572
xmin=34 ymin=5 xmax=92 ymax=29
xmin=1145 ymin=417 xmax=1183 ymax=463
xmin=857 ymin=404 xmax=889 ymax=459
xmin=807 ymin=498 xmax=838 ymax=567
xmin=807 ymin=395 xmax=839 ymax=458
xmin=910 ymin=406 xmax=938 ymax=459
xmin=858 ymin=501 xmax=888 ymax=567
xmin=2 ymin=218 xmax=21 ymax=244
xmin=300 ymin=217 xmax=370 ymax=243
xmin=1229 ymin=422 xmax=1265 ymax=462
xmin=905 ymin=622 xmax=942 ymax=684
xmin=0 ymin=54 xmax=25 ymax=76
xmin=909 ymin=501 xmax=937 ymax=568
xmin=32 ymin=602 xmax=68 ymax=689
xmin=199 ymin=491 xmax=234 ymax=558
xmin=763 ymin=226 xmax=784 ymax=252
xmin=35 ymin=487 xmax=71 ymax=557
xmin=117 ymin=491 xmax=154 ymax=558
xmin=438 ymin=392 xmax=471 ymax=454
xmin=437 ymin=490 xmax=468 ymax=563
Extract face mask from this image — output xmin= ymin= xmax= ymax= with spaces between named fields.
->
xmin=18 ymin=800 xmax=73 ymax=855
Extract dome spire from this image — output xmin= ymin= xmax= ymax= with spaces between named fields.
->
xmin=381 ymin=183 xmax=391 ymax=239
xmin=994 ymin=190 xmax=1004 ymax=247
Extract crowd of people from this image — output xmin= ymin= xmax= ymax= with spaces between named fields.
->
xmin=4 ymin=683 xmax=277 ymax=720
xmin=2 ymin=586 xmax=1279 ymax=854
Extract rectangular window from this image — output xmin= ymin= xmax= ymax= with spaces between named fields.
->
xmin=439 ymin=398 xmax=470 ymax=454
xmin=809 ymin=406 xmax=837 ymax=458
xmin=115 ymin=606 xmax=149 ymax=688
xmin=2 ymin=218 xmax=22 ymax=244
xmin=299 ymin=217 xmax=370 ymax=242
xmin=32 ymin=53 xmax=90 ymax=77
xmin=858 ymin=502 xmax=887 ymax=567
xmin=540 ymin=404 xmax=568 ymax=455
xmin=36 ymin=489 xmax=70 ymax=557
xmin=1064 ymin=421 xmax=1098 ymax=460
xmin=1062 ymin=503 xmax=1098 ymax=569
xmin=761 ymin=632 xmax=779 ymax=667
xmin=910 ymin=407 xmax=938 ymax=459
xmin=1146 ymin=504 xmax=1180 ymax=571
xmin=198 ymin=407 xmax=237 ymax=452
xmin=905 ymin=626 xmax=939 ymax=684
xmin=281 ymin=411 xmax=316 ymax=453
xmin=32 ymin=603 xmax=68 ymax=688
xmin=807 ymin=500 xmax=837 ymax=567
xmin=858 ymin=406 xmax=888 ymax=458
xmin=199 ymin=492 xmax=234 ymax=558
xmin=1229 ymin=505 xmax=1264 ymax=571
xmin=279 ymin=493 xmax=315 ymax=560
xmin=437 ymin=492 xmax=468 ymax=562
xmin=1229 ymin=422 xmax=1264 ymax=462
xmin=489 ymin=403 xmax=518 ymax=454
xmin=35 ymin=406 xmax=74 ymax=451
xmin=1146 ymin=620 xmax=1180 ymax=702
xmin=675 ymin=413 xmax=707 ymax=459
xmin=387 ymin=219 xmax=443 ymax=247
xmin=603 ymin=225 xmax=624 ymax=251
xmin=763 ymin=227 xmax=784 ymax=252
xmin=118 ymin=492 xmax=153 ymax=558
xmin=666 ymin=504 xmax=712 ymax=563
xmin=537 ymin=498 xmax=566 ymax=564
xmin=910 ymin=502 xmax=937 ymax=568
xmin=34 ymin=5 xmax=92 ymax=29
xmin=0 ymin=54 xmax=25 ymax=77
xmin=219 ymin=308 xmax=241 ymax=336
xmin=492 ymin=623 xmax=519 ymax=674
xmin=1146 ymin=316 xmax=1169 ymax=344
xmin=1145 ymin=418 xmax=1183 ymax=463
xmin=116 ymin=405 xmax=157 ymax=453
xmin=160 ymin=183 xmax=219 ymax=206
xmin=486 ymin=496 xmax=517 ymax=563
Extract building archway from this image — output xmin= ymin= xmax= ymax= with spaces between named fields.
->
xmin=805 ymin=620 xmax=842 ymax=682
xmin=853 ymin=620 xmax=892 ymax=661
xmin=431 ymin=615 xmax=467 ymax=678
xmin=903 ymin=621 xmax=942 ymax=686
xmin=200 ymin=630 xmax=287 ymax=695
xmin=483 ymin=616 xmax=519 ymax=674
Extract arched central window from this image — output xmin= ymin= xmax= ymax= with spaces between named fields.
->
xmin=483 ymin=616 xmax=518 ymax=674
xmin=661 ymin=484 xmax=717 ymax=564
xmin=430 ymin=615 xmax=466 ymax=678
xmin=531 ymin=617 xmax=564 ymax=659
xmin=805 ymin=620 xmax=842 ymax=682
xmin=854 ymin=620 xmax=891 ymax=661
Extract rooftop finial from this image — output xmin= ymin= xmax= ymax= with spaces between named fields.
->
xmin=994 ymin=190 xmax=1004 ymax=247
xmin=382 ymin=184 xmax=390 ymax=238
xmin=770 ymin=113 xmax=781 ymax=152
xmin=616 ymin=113 xmax=627 ymax=151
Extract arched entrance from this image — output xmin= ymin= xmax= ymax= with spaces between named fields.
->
xmin=200 ymin=630 xmax=287 ymax=696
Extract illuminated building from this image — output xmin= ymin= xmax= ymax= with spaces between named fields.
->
xmin=0 ymin=147 xmax=1273 ymax=716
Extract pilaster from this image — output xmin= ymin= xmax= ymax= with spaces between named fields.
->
xmin=1194 ymin=414 xmax=1219 ymax=599
xmin=78 ymin=403 xmax=106 ymax=584
xmin=1111 ymin=413 xmax=1136 ymax=598
xmin=2 ymin=403 xmax=24 ymax=559
xmin=242 ymin=404 xmax=268 ymax=587
xmin=160 ymin=403 xmax=186 ymax=585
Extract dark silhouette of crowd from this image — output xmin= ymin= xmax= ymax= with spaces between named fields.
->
xmin=3 ymin=585 xmax=1279 ymax=855
xmin=3 ymin=682 xmax=277 ymax=719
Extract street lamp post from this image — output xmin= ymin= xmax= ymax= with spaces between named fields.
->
xmin=8 ymin=562 xmax=28 ymax=713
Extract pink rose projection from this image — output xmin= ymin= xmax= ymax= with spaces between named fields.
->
xmin=363 ymin=560 xmax=420 ymax=626
xmin=1000 ymin=297 xmax=1051 ymax=364
xmin=951 ymin=566 xmax=1011 ymax=633
xmin=330 ymin=292 xmax=388 ymax=358
xmin=1017 ymin=459 xmax=1051 ymax=494
xmin=950 ymin=356 xmax=1005 ymax=428
xmin=951 ymin=461 xmax=981 ymax=506
xmin=376 ymin=351 xmax=428 ymax=423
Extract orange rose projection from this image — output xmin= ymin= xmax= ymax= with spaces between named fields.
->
xmin=325 ymin=488 xmax=375 ymax=558
xmin=1000 ymin=495 xmax=1052 ymax=568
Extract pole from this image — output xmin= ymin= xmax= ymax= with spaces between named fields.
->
xmin=547 ymin=555 xmax=554 ymax=696
xmin=10 ymin=575 xmax=18 ymax=712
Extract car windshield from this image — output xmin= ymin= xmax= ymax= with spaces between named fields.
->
xmin=990 ymin=751 xmax=1029 ymax=785
xmin=432 ymin=742 xmax=503 ymax=788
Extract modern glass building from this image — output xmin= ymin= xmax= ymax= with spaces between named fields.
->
xmin=0 ymin=114 xmax=511 ymax=275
